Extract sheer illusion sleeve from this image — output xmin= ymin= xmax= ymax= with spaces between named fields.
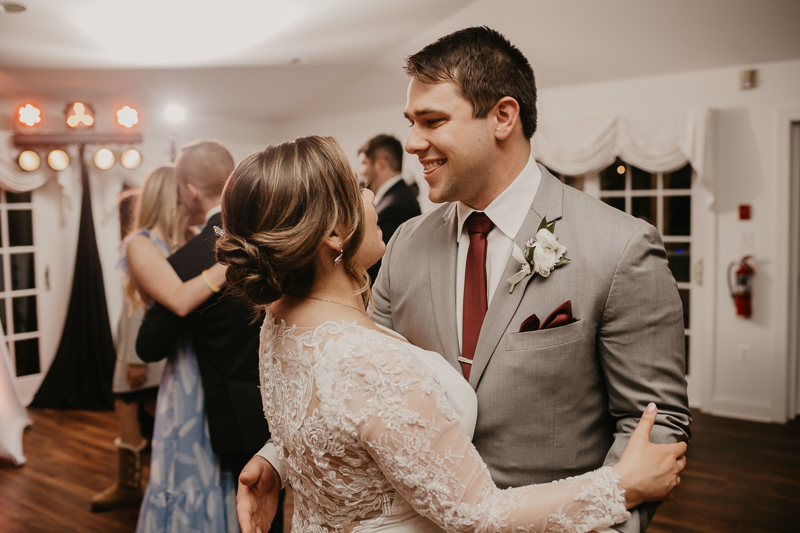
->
xmin=315 ymin=335 xmax=630 ymax=533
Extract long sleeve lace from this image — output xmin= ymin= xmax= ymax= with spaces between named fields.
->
xmin=259 ymin=316 xmax=630 ymax=533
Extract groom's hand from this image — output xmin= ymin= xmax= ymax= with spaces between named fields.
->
xmin=237 ymin=455 xmax=281 ymax=533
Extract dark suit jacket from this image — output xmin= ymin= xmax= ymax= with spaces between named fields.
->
xmin=136 ymin=212 xmax=270 ymax=455
xmin=367 ymin=179 xmax=421 ymax=282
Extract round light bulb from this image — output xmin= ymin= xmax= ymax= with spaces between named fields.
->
xmin=94 ymin=148 xmax=116 ymax=170
xmin=120 ymin=149 xmax=142 ymax=170
xmin=164 ymin=104 xmax=185 ymax=123
xmin=616 ymin=165 xmax=626 ymax=175
xmin=18 ymin=150 xmax=41 ymax=171
xmin=47 ymin=150 xmax=70 ymax=171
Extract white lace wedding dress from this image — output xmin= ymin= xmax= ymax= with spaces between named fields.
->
xmin=259 ymin=309 xmax=630 ymax=533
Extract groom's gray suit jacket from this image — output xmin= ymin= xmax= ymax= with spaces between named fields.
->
xmin=372 ymin=165 xmax=691 ymax=532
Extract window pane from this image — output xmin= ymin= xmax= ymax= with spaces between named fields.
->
xmin=0 ymin=255 xmax=4 ymax=292
xmin=564 ymin=176 xmax=585 ymax=191
xmin=678 ymin=289 xmax=690 ymax=329
xmin=13 ymin=295 xmax=37 ymax=333
xmin=0 ymin=214 xmax=3 ymax=247
xmin=15 ymin=338 xmax=40 ymax=376
xmin=600 ymin=160 xmax=626 ymax=191
xmin=631 ymin=166 xmax=656 ymax=190
xmin=631 ymin=196 xmax=656 ymax=225
xmin=8 ymin=210 xmax=33 ymax=246
xmin=664 ymin=196 xmax=691 ymax=235
xmin=665 ymin=243 xmax=691 ymax=283
xmin=11 ymin=253 xmax=35 ymax=290
xmin=601 ymin=197 xmax=625 ymax=212
xmin=664 ymin=164 xmax=692 ymax=189
xmin=6 ymin=191 xmax=32 ymax=203
xmin=684 ymin=335 xmax=690 ymax=376
xmin=0 ymin=299 xmax=5 ymax=333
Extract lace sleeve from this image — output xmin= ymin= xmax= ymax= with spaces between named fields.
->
xmin=316 ymin=333 xmax=630 ymax=533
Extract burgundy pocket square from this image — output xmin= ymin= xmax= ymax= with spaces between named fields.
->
xmin=519 ymin=300 xmax=578 ymax=333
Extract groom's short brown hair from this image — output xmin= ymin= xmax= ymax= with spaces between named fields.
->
xmin=404 ymin=26 xmax=537 ymax=139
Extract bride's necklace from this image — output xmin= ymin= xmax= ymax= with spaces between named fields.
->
xmin=300 ymin=295 xmax=367 ymax=316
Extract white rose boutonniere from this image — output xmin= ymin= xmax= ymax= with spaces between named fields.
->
xmin=508 ymin=217 xmax=569 ymax=293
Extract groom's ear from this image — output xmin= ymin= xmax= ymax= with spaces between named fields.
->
xmin=492 ymin=96 xmax=521 ymax=141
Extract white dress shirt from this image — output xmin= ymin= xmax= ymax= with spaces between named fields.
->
xmin=454 ymin=155 xmax=540 ymax=351
xmin=372 ymin=174 xmax=404 ymax=206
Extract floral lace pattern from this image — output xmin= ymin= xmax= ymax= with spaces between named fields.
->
xmin=259 ymin=310 xmax=630 ymax=533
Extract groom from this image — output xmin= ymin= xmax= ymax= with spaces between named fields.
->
xmin=240 ymin=27 xmax=690 ymax=533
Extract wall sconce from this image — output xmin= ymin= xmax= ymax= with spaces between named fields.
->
xmin=120 ymin=149 xmax=142 ymax=169
xmin=93 ymin=148 xmax=115 ymax=170
xmin=18 ymin=150 xmax=41 ymax=171
xmin=116 ymin=106 xmax=139 ymax=128
xmin=66 ymin=102 xmax=95 ymax=129
xmin=47 ymin=150 xmax=70 ymax=171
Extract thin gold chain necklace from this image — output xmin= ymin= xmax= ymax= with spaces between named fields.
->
xmin=300 ymin=295 xmax=367 ymax=316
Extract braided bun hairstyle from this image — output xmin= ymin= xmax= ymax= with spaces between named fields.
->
xmin=216 ymin=136 xmax=369 ymax=308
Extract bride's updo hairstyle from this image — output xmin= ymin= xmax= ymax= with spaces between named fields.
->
xmin=216 ymin=135 xmax=369 ymax=308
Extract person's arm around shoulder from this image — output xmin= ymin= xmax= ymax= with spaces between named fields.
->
xmin=597 ymin=223 xmax=692 ymax=533
xmin=126 ymin=235 xmax=225 ymax=317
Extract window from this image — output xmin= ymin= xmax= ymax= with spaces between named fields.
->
xmin=551 ymin=160 xmax=694 ymax=374
xmin=1 ymin=190 xmax=41 ymax=377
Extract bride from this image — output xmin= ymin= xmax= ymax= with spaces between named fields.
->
xmin=216 ymin=136 xmax=686 ymax=533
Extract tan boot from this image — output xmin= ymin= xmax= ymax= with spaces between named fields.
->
xmin=90 ymin=438 xmax=147 ymax=512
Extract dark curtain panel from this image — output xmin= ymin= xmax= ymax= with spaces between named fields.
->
xmin=31 ymin=146 xmax=116 ymax=410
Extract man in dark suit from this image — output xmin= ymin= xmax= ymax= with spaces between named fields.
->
xmin=358 ymin=134 xmax=421 ymax=282
xmin=135 ymin=140 xmax=282 ymax=532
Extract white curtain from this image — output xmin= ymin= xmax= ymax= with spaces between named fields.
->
xmin=531 ymin=108 xmax=714 ymax=197
xmin=0 ymin=321 xmax=32 ymax=465
xmin=0 ymin=131 xmax=56 ymax=193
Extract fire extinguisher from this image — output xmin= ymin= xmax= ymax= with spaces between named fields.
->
xmin=727 ymin=255 xmax=755 ymax=317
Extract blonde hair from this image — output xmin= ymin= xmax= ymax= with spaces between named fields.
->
xmin=125 ymin=165 xmax=192 ymax=309
xmin=216 ymin=136 xmax=370 ymax=309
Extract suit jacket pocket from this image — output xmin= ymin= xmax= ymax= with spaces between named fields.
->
xmin=505 ymin=319 xmax=585 ymax=351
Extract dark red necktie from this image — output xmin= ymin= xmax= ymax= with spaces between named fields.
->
xmin=461 ymin=212 xmax=494 ymax=381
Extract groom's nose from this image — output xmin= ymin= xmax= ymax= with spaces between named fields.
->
xmin=405 ymin=125 xmax=428 ymax=155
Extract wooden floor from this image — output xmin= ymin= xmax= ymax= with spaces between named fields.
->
xmin=1 ymin=408 xmax=798 ymax=533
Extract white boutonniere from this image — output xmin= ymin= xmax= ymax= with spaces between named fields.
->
xmin=508 ymin=217 xmax=569 ymax=293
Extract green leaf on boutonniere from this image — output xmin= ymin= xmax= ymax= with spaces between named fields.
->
xmin=555 ymin=257 xmax=570 ymax=268
xmin=537 ymin=217 xmax=549 ymax=232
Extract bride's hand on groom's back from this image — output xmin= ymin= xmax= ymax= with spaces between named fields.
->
xmin=613 ymin=403 xmax=688 ymax=509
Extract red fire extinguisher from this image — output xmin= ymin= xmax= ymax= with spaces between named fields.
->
xmin=727 ymin=255 xmax=755 ymax=317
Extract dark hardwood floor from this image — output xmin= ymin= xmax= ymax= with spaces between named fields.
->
xmin=1 ymin=408 xmax=798 ymax=532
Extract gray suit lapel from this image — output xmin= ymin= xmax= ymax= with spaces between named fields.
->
xmin=468 ymin=166 xmax=565 ymax=388
xmin=428 ymin=204 xmax=461 ymax=369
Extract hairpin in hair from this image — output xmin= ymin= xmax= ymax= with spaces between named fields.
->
xmin=213 ymin=225 xmax=226 ymax=238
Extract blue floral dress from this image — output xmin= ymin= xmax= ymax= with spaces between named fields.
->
xmin=123 ymin=229 xmax=238 ymax=533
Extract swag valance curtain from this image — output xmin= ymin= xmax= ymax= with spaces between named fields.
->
xmin=531 ymin=108 xmax=714 ymax=195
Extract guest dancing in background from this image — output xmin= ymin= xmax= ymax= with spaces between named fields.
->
xmin=90 ymin=189 xmax=165 ymax=511
xmin=104 ymin=165 xmax=232 ymax=532
xmin=136 ymin=141 xmax=276 ymax=533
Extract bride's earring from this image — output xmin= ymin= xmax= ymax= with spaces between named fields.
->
xmin=334 ymin=242 xmax=343 ymax=267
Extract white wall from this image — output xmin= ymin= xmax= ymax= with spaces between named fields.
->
xmin=274 ymin=59 xmax=800 ymax=422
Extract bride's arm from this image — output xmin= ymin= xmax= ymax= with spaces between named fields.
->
xmin=126 ymin=235 xmax=225 ymax=316
xmin=337 ymin=347 xmax=684 ymax=533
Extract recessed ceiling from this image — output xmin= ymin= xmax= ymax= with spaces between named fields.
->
xmin=1 ymin=0 xmax=799 ymax=122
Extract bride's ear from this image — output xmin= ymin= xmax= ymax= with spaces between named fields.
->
xmin=324 ymin=231 xmax=343 ymax=254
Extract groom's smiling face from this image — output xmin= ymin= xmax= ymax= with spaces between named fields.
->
xmin=404 ymin=78 xmax=496 ymax=209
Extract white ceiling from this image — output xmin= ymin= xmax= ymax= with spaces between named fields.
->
xmin=1 ymin=0 xmax=799 ymax=123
